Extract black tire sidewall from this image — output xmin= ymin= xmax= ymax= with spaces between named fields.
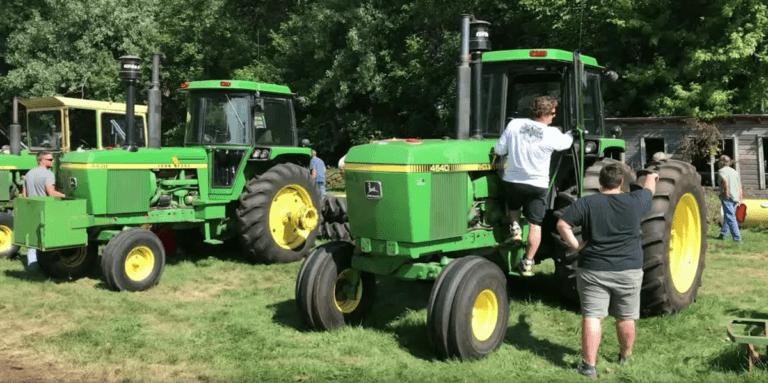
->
xmin=103 ymin=229 xmax=166 ymax=292
xmin=38 ymin=245 xmax=97 ymax=280
xmin=0 ymin=212 xmax=18 ymax=258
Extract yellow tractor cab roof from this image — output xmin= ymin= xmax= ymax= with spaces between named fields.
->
xmin=19 ymin=96 xmax=148 ymax=114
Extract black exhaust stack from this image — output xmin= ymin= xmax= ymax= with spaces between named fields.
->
xmin=455 ymin=15 xmax=491 ymax=140
xmin=147 ymin=53 xmax=164 ymax=149
xmin=119 ymin=55 xmax=141 ymax=152
xmin=455 ymin=15 xmax=472 ymax=140
xmin=10 ymin=96 xmax=21 ymax=155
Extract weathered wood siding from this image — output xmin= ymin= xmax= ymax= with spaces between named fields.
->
xmin=606 ymin=115 xmax=768 ymax=190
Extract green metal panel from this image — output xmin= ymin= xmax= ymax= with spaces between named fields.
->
xmin=430 ymin=172 xmax=467 ymax=240
xmin=598 ymin=138 xmax=626 ymax=153
xmin=12 ymin=197 xmax=87 ymax=250
xmin=181 ymin=80 xmax=292 ymax=95
xmin=0 ymin=171 xmax=11 ymax=201
xmin=482 ymin=49 xmax=600 ymax=67
xmin=107 ymin=170 xmax=149 ymax=214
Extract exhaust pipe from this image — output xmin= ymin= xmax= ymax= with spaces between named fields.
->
xmin=455 ymin=15 xmax=471 ymax=140
xmin=147 ymin=52 xmax=164 ymax=149
xmin=119 ymin=55 xmax=141 ymax=152
xmin=469 ymin=19 xmax=491 ymax=140
xmin=10 ymin=96 xmax=21 ymax=155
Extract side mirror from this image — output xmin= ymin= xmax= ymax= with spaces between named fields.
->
xmin=603 ymin=70 xmax=619 ymax=83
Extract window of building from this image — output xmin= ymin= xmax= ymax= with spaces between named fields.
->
xmin=642 ymin=137 xmax=665 ymax=165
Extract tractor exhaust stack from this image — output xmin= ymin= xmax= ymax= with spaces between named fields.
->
xmin=147 ymin=53 xmax=164 ymax=149
xmin=10 ymin=96 xmax=21 ymax=155
xmin=456 ymin=15 xmax=472 ymax=140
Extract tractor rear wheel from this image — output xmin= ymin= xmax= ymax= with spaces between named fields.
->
xmin=0 ymin=212 xmax=19 ymax=259
xmin=101 ymin=228 xmax=166 ymax=292
xmin=428 ymin=256 xmax=508 ymax=360
xmin=38 ymin=245 xmax=97 ymax=280
xmin=237 ymin=163 xmax=321 ymax=264
xmin=295 ymin=241 xmax=376 ymax=330
xmin=637 ymin=159 xmax=707 ymax=315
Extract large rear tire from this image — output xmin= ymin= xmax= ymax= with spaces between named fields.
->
xmin=38 ymin=245 xmax=97 ymax=280
xmin=0 ymin=212 xmax=19 ymax=259
xmin=428 ymin=256 xmax=508 ymax=360
xmin=636 ymin=159 xmax=707 ymax=315
xmin=237 ymin=163 xmax=321 ymax=264
xmin=101 ymin=228 xmax=166 ymax=292
xmin=295 ymin=241 xmax=376 ymax=330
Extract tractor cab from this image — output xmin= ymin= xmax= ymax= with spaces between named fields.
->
xmin=181 ymin=80 xmax=308 ymax=194
xmin=480 ymin=49 xmax=625 ymax=196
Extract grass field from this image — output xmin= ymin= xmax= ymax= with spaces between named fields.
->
xmin=1 ymin=224 xmax=768 ymax=382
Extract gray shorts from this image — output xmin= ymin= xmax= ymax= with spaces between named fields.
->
xmin=576 ymin=268 xmax=643 ymax=320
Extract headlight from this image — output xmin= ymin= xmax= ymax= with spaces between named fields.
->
xmin=260 ymin=150 xmax=270 ymax=159
xmin=585 ymin=141 xmax=597 ymax=154
xmin=252 ymin=149 xmax=261 ymax=158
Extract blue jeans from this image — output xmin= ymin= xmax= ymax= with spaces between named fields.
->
xmin=719 ymin=199 xmax=741 ymax=241
xmin=317 ymin=181 xmax=326 ymax=195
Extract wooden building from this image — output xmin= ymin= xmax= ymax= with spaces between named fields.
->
xmin=606 ymin=115 xmax=768 ymax=190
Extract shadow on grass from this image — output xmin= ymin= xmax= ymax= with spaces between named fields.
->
xmin=270 ymin=267 xmax=578 ymax=361
xmin=707 ymin=344 xmax=768 ymax=373
xmin=725 ymin=309 xmax=768 ymax=320
xmin=505 ymin=313 xmax=578 ymax=368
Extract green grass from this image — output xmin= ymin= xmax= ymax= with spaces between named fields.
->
xmin=1 ymin=226 xmax=768 ymax=382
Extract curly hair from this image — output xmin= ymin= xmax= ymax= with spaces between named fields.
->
xmin=529 ymin=96 xmax=558 ymax=120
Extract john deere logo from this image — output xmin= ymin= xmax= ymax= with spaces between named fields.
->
xmin=69 ymin=177 xmax=77 ymax=188
xmin=365 ymin=181 xmax=382 ymax=200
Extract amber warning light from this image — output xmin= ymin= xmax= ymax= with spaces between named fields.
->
xmin=220 ymin=81 xmax=231 ymax=87
xmin=180 ymin=82 xmax=190 ymax=88
xmin=529 ymin=50 xmax=547 ymax=57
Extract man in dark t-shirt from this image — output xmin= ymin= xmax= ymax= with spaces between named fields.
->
xmin=557 ymin=163 xmax=658 ymax=378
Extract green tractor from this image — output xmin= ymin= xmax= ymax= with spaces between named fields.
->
xmin=0 ymin=96 xmax=147 ymax=259
xmin=12 ymin=57 xmax=323 ymax=291
xmin=296 ymin=15 xmax=707 ymax=359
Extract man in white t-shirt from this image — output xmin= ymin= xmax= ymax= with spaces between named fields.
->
xmin=494 ymin=96 xmax=574 ymax=276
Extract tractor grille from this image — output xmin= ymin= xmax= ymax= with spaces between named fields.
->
xmin=106 ymin=170 xmax=149 ymax=214
xmin=429 ymin=172 xmax=466 ymax=240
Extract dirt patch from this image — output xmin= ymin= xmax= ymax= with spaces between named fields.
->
xmin=0 ymin=348 xmax=107 ymax=383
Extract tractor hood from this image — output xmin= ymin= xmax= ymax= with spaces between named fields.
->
xmin=345 ymin=138 xmax=500 ymax=170
xmin=59 ymin=147 xmax=207 ymax=167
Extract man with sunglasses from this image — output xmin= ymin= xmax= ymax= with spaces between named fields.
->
xmin=494 ymin=96 xmax=573 ymax=276
xmin=22 ymin=151 xmax=65 ymax=272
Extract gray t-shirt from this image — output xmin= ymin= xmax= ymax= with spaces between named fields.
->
xmin=717 ymin=166 xmax=740 ymax=202
xmin=24 ymin=167 xmax=55 ymax=197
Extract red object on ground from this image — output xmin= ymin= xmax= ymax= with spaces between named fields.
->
xmin=152 ymin=226 xmax=177 ymax=254
xmin=736 ymin=203 xmax=747 ymax=223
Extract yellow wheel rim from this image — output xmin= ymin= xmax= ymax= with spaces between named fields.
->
xmin=269 ymin=184 xmax=318 ymax=250
xmin=0 ymin=225 xmax=12 ymax=253
xmin=124 ymin=246 xmax=155 ymax=282
xmin=472 ymin=289 xmax=499 ymax=342
xmin=333 ymin=269 xmax=362 ymax=314
xmin=60 ymin=247 xmax=88 ymax=266
xmin=669 ymin=193 xmax=702 ymax=294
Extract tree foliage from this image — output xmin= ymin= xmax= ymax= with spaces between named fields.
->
xmin=0 ymin=0 xmax=767 ymax=158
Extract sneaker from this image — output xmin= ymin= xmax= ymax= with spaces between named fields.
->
xmin=618 ymin=354 xmax=629 ymax=365
xmin=576 ymin=360 xmax=598 ymax=379
xmin=715 ymin=236 xmax=726 ymax=240
xmin=518 ymin=258 xmax=534 ymax=277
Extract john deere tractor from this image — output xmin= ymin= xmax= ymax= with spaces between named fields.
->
xmin=0 ymin=96 xmax=147 ymax=259
xmin=13 ymin=57 xmax=322 ymax=291
xmin=296 ymin=15 xmax=707 ymax=360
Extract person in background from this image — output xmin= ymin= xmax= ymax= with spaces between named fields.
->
xmin=22 ymin=151 xmax=65 ymax=272
xmin=716 ymin=154 xmax=742 ymax=242
xmin=494 ymin=95 xmax=574 ymax=276
xmin=557 ymin=164 xmax=658 ymax=379
xmin=310 ymin=149 xmax=326 ymax=195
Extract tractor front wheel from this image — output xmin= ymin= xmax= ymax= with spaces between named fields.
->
xmin=295 ymin=241 xmax=376 ymax=330
xmin=237 ymin=163 xmax=322 ymax=264
xmin=101 ymin=228 xmax=166 ymax=292
xmin=38 ymin=245 xmax=97 ymax=280
xmin=427 ymin=256 xmax=508 ymax=360
xmin=0 ymin=212 xmax=19 ymax=259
